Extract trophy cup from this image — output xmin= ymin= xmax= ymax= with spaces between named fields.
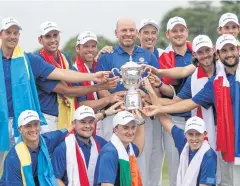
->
xmin=111 ymin=57 xmax=151 ymax=110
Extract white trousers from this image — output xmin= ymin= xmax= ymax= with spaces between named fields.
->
xmin=163 ymin=116 xmax=186 ymax=186
xmin=137 ymin=117 xmax=153 ymax=186
xmin=148 ymin=118 xmax=164 ymax=186
xmin=218 ymin=153 xmax=240 ymax=186
xmin=43 ymin=113 xmax=58 ymax=131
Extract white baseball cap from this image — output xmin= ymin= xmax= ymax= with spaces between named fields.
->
xmin=139 ymin=18 xmax=159 ymax=32
xmin=184 ymin=116 xmax=206 ymax=134
xmin=73 ymin=105 xmax=96 ymax=121
xmin=1 ymin=17 xmax=22 ymax=31
xmin=40 ymin=21 xmax=61 ymax=36
xmin=216 ymin=34 xmax=238 ymax=50
xmin=112 ymin=111 xmax=141 ymax=128
xmin=76 ymin=31 xmax=98 ymax=46
xmin=219 ymin=13 xmax=239 ymax=28
xmin=166 ymin=16 xmax=187 ymax=31
xmin=18 ymin=110 xmax=40 ymax=128
xmin=192 ymin=35 xmax=213 ymax=52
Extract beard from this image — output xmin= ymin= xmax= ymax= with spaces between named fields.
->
xmin=221 ymin=56 xmax=239 ymax=68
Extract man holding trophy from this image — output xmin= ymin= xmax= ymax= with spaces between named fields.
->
xmin=96 ymin=18 xmax=160 ymax=186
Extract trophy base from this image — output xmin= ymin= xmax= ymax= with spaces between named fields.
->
xmin=124 ymin=90 xmax=142 ymax=110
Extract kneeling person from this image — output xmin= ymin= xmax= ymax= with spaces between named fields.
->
xmin=51 ymin=105 xmax=112 ymax=186
xmin=94 ymin=110 xmax=145 ymax=186
xmin=1 ymin=110 xmax=69 ymax=186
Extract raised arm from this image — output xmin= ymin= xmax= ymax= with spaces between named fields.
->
xmin=47 ymin=68 xmax=111 ymax=83
xmin=143 ymin=64 xmax=196 ymax=79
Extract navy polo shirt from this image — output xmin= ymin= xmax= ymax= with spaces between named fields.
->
xmin=1 ymin=129 xmax=68 ymax=186
xmin=171 ymin=126 xmax=217 ymax=186
xmin=169 ymin=48 xmax=192 ymax=117
xmin=96 ymin=45 xmax=160 ymax=94
xmin=94 ymin=142 xmax=139 ymax=186
xmin=35 ymin=52 xmax=73 ymax=116
xmin=3 ymin=53 xmax=55 ymax=117
xmin=51 ymin=135 xmax=107 ymax=185
xmin=153 ymin=47 xmax=159 ymax=58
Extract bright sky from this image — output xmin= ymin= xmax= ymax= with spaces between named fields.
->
xmin=0 ymin=1 xmax=220 ymax=52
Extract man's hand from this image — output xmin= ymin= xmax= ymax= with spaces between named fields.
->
xmin=95 ymin=46 xmax=113 ymax=61
xmin=131 ymin=109 xmax=144 ymax=123
xmin=148 ymin=74 xmax=162 ymax=87
xmin=93 ymin=71 xmax=112 ymax=83
xmin=104 ymin=91 xmax=127 ymax=104
xmin=140 ymin=105 xmax=163 ymax=117
xmin=105 ymin=101 xmax=123 ymax=116
xmin=98 ymin=76 xmax=119 ymax=90
xmin=141 ymin=64 xmax=160 ymax=75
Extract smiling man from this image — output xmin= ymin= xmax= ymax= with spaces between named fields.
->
xmin=94 ymin=110 xmax=145 ymax=186
xmin=141 ymin=34 xmax=240 ymax=186
xmin=0 ymin=110 xmax=69 ymax=186
xmin=145 ymin=114 xmax=217 ymax=186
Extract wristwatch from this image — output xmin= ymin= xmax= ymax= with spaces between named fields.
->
xmin=100 ymin=110 xmax=107 ymax=119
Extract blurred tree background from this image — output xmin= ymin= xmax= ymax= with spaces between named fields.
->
xmin=62 ymin=1 xmax=240 ymax=61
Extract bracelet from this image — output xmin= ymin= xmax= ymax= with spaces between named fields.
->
xmin=139 ymin=121 xmax=145 ymax=125
xmin=155 ymin=81 xmax=163 ymax=88
xmin=101 ymin=110 xmax=107 ymax=119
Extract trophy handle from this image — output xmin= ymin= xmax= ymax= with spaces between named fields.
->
xmin=141 ymin=67 xmax=152 ymax=81
xmin=111 ymin=68 xmax=120 ymax=77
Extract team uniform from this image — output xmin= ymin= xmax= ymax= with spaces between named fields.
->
xmin=0 ymin=52 xmax=55 ymax=167
xmin=51 ymin=135 xmax=107 ymax=185
xmin=0 ymin=129 xmax=68 ymax=185
xmin=94 ymin=141 xmax=139 ymax=186
xmin=172 ymin=126 xmax=217 ymax=186
xmin=36 ymin=52 xmax=73 ymax=131
xmin=160 ymin=48 xmax=192 ymax=186
xmin=96 ymin=44 xmax=159 ymax=186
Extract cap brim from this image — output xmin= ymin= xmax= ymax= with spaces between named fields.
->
xmin=217 ymin=41 xmax=238 ymax=50
xmin=167 ymin=23 xmax=187 ymax=31
xmin=18 ymin=119 xmax=41 ymax=128
xmin=194 ymin=43 xmax=213 ymax=52
xmin=118 ymin=117 xmax=141 ymax=126
xmin=42 ymin=28 xmax=61 ymax=36
xmin=74 ymin=113 xmax=96 ymax=121
xmin=79 ymin=37 xmax=98 ymax=45
xmin=219 ymin=20 xmax=239 ymax=28
xmin=139 ymin=23 xmax=159 ymax=32
xmin=185 ymin=127 xmax=205 ymax=134
xmin=2 ymin=23 xmax=22 ymax=31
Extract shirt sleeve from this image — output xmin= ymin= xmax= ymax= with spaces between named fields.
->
xmin=27 ymin=53 xmax=55 ymax=81
xmin=192 ymin=78 xmax=214 ymax=109
xmin=177 ymin=76 xmax=192 ymax=99
xmin=97 ymin=151 xmax=118 ymax=185
xmin=96 ymin=54 xmax=111 ymax=72
xmin=51 ymin=142 xmax=67 ymax=180
xmin=43 ymin=129 xmax=68 ymax=155
xmin=36 ymin=79 xmax=59 ymax=94
xmin=199 ymin=155 xmax=217 ymax=185
xmin=3 ymin=153 xmax=22 ymax=186
xmin=131 ymin=143 xmax=140 ymax=157
xmin=171 ymin=125 xmax=187 ymax=155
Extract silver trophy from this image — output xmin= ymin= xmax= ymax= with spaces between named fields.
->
xmin=111 ymin=57 xmax=151 ymax=110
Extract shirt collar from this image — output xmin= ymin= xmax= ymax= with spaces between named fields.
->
xmin=76 ymin=134 xmax=92 ymax=148
xmin=175 ymin=47 xmax=192 ymax=57
xmin=115 ymin=44 xmax=142 ymax=55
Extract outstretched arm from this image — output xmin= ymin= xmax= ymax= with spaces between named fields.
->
xmin=47 ymin=68 xmax=111 ymax=83
xmin=143 ymin=64 xmax=196 ymax=79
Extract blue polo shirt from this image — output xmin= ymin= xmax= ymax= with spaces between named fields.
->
xmin=171 ymin=125 xmax=217 ymax=186
xmin=96 ymin=45 xmax=159 ymax=94
xmin=3 ymin=53 xmax=56 ymax=117
xmin=0 ymin=129 xmax=68 ymax=186
xmin=94 ymin=142 xmax=139 ymax=186
xmin=51 ymin=135 xmax=107 ymax=185
xmin=35 ymin=52 xmax=73 ymax=116
xmin=192 ymin=72 xmax=236 ymax=110
xmin=162 ymin=48 xmax=192 ymax=117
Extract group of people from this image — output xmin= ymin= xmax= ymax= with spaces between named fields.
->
xmin=0 ymin=10 xmax=239 ymax=186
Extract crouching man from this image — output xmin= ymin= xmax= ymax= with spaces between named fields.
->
xmin=94 ymin=110 xmax=145 ymax=186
